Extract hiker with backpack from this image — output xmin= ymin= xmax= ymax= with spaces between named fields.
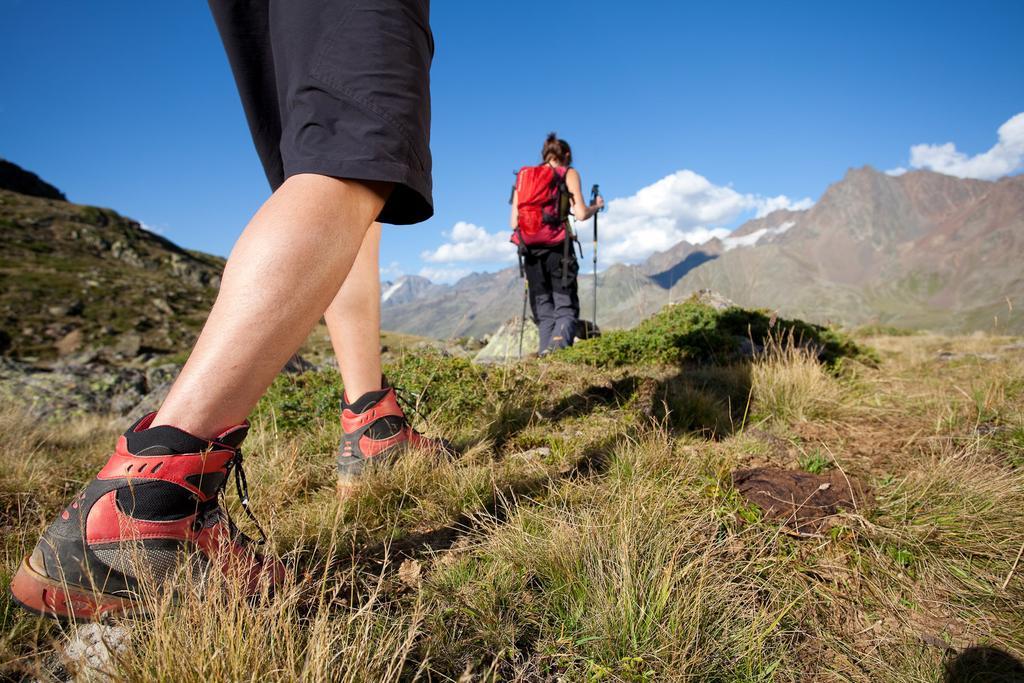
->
xmin=511 ymin=133 xmax=604 ymax=354
xmin=10 ymin=1 xmax=445 ymax=621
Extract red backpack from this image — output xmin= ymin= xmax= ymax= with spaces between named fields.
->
xmin=512 ymin=164 xmax=571 ymax=247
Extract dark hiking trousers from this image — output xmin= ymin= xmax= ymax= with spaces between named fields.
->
xmin=523 ymin=246 xmax=580 ymax=354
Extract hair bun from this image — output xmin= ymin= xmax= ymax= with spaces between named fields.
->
xmin=541 ymin=133 xmax=571 ymax=164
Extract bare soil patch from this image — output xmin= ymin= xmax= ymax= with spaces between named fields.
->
xmin=732 ymin=466 xmax=869 ymax=531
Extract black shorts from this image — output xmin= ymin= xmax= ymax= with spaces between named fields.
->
xmin=209 ymin=0 xmax=433 ymax=225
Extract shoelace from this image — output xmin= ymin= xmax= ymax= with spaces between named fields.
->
xmin=392 ymin=385 xmax=430 ymax=433
xmin=205 ymin=447 xmax=268 ymax=545
xmin=390 ymin=385 xmax=457 ymax=458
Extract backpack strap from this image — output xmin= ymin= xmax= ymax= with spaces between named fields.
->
xmin=516 ymin=229 xmax=529 ymax=278
xmin=558 ymin=173 xmax=572 ymax=224
xmin=559 ymin=167 xmax=574 ymax=287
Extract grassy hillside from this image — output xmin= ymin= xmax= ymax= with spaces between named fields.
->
xmin=0 ymin=302 xmax=1022 ymax=681
xmin=0 ymin=189 xmax=223 ymax=362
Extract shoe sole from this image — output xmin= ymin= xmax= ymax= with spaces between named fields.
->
xmin=335 ymin=447 xmax=404 ymax=501
xmin=336 ymin=434 xmax=459 ymax=501
xmin=9 ymin=555 xmax=142 ymax=623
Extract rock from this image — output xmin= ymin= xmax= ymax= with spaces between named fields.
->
xmin=512 ymin=446 xmax=551 ymax=463
xmin=692 ymin=289 xmax=737 ymax=311
xmin=316 ymin=356 xmax=340 ymax=371
xmin=736 ymin=335 xmax=764 ymax=357
xmin=113 ymin=333 xmax=142 ymax=358
xmin=397 ymin=558 xmax=422 ymax=589
xmin=473 ymin=317 xmax=540 ymax=364
xmin=443 ymin=344 xmax=473 ymax=358
xmin=125 ymin=380 xmax=173 ymax=417
xmin=45 ymin=321 xmax=74 ymax=340
xmin=169 ymin=252 xmax=216 ymax=287
xmin=151 ymin=298 xmax=173 ymax=315
xmin=145 ymin=363 xmax=180 ymax=388
xmin=116 ymin=364 xmax=180 ymax=417
xmin=63 ymin=623 xmax=130 ymax=680
xmin=282 ymin=353 xmax=315 ymax=374
xmin=55 ymin=329 xmax=83 ymax=356
xmin=0 ymin=356 xmax=155 ymax=419
xmin=54 ymin=349 xmax=100 ymax=367
xmin=46 ymin=301 xmax=86 ymax=317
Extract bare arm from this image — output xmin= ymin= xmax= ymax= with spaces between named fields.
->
xmin=509 ymin=188 xmax=519 ymax=229
xmin=565 ymin=168 xmax=604 ymax=222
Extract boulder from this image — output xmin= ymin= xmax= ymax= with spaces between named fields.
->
xmin=473 ymin=317 xmax=539 ymax=364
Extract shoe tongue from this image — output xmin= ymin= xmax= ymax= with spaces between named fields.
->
xmin=343 ymin=387 xmax=391 ymax=414
xmin=123 ymin=418 xmax=248 ymax=456
xmin=125 ymin=425 xmax=216 ymax=456
xmin=215 ymin=424 xmax=249 ymax=448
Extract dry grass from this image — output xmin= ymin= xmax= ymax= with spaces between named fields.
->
xmin=750 ymin=332 xmax=842 ymax=424
xmin=1 ymin=332 xmax=1023 ymax=681
xmin=105 ymin=544 xmax=424 ymax=682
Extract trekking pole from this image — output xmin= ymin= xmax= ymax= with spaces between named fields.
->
xmin=518 ymin=279 xmax=528 ymax=358
xmin=591 ymin=184 xmax=600 ymax=327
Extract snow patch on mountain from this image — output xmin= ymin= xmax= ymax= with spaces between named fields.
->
xmin=381 ymin=280 xmax=405 ymax=303
xmin=723 ymin=221 xmax=795 ymax=250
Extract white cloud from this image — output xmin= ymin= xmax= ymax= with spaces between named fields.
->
xmin=421 ymin=221 xmax=516 ymax=264
xmin=414 ymin=170 xmax=813 ymax=281
xmin=898 ymin=112 xmax=1024 ymax=180
xmin=598 ymin=225 xmax=731 ymax=264
xmin=754 ymin=195 xmax=813 ymax=217
xmin=885 ymin=166 xmax=908 ymax=177
xmin=417 ymin=265 xmax=473 ymax=283
xmin=380 ymin=260 xmax=404 ymax=279
xmin=140 ymin=222 xmax=167 ymax=236
xmin=574 ymin=170 xmax=812 ymax=263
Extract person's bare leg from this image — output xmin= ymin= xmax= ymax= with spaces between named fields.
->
xmin=153 ymin=174 xmax=390 ymax=438
xmin=325 ymin=222 xmax=383 ymax=400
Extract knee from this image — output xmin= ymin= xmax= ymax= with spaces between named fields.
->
xmin=279 ymin=174 xmax=393 ymax=208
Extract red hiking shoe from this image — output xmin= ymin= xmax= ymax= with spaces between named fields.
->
xmin=337 ymin=385 xmax=452 ymax=496
xmin=9 ymin=413 xmax=283 ymax=622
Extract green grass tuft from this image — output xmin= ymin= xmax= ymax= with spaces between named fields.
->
xmin=557 ymin=297 xmax=869 ymax=368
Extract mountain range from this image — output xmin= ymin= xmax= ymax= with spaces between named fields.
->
xmin=1 ymin=159 xmax=1020 ymax=362
xmin=383 ymin=166 xmax=1024 ymax=338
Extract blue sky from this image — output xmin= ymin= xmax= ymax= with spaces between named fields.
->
xmin=2 ymin=1 xmax=1022 ymax=282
